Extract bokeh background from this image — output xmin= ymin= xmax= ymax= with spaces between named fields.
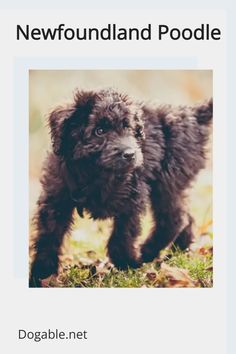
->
xmin=29 ymin=70 xmax=212 ymax=271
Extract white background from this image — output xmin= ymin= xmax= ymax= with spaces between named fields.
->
xmin=0 ymin=9 xmax=227 ymax=354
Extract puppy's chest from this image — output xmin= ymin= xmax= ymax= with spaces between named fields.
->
xmin=77 ymin=182 xmax=134 ymax=219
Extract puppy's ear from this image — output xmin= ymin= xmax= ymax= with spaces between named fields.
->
xmin=48 ymin=105 xmax=75 ymax=155
xmin=48 ymin=91 xmax=96 ymax=155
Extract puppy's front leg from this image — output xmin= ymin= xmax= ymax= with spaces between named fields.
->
xmin=29 ymin=192 xmax=74 ymax=287
xmin=107 ymin=212 xmax=142 ymax=270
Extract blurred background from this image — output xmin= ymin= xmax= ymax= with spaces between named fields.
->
xmin=29 ymin=70 xmax=212 ymax=263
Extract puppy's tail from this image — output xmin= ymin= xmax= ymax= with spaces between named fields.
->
xmin=194 ymin=98 xmax=213 ymax=125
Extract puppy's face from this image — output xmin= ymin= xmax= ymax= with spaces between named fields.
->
xmin=49 ymin=89 xmax=145 ymax=172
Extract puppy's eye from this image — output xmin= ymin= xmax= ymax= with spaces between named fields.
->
xmin=123 ymin=119 xmax=130 ymax=129
xmin=95 ymin=127 xmax=105 ymax=136
xmin=136 ymin=126 xmax=144 ymax=137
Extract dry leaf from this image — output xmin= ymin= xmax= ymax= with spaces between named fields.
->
xmin=159 ymin=263 xmax=197 ymax=288
xmin=146 ymin=271 xmax=158 ymax=282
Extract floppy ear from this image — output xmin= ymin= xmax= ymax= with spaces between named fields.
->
xmin=48 ymin=105 xmax=75 ymax=155
xmin=48 ymin=91 xmax=96 ymax=155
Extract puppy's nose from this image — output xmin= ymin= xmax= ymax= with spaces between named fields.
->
xmin=122 ymin=149 xmax=135 ymax=161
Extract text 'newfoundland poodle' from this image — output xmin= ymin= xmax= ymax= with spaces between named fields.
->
xmin=30 ymin=88 xmax=212 ymax=287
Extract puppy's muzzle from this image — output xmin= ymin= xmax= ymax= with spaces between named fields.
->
xmin=118 ymin=136 xmax=143 ymax=168
xmin=122 ymin=148 xmax=136 ymax=162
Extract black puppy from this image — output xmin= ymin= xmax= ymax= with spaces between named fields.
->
xmin=30 ymin=88 xmax=212 ymax=287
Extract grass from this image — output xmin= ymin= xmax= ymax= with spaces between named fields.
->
xmin=45 ymin=235 xmax=213 ymax=288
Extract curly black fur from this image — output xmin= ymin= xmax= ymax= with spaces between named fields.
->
xmin=29 ymin=88 xmax=212 ymax=287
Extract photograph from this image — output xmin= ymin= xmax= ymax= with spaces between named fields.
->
xmin=29 ymin=70 xmax=212 ymax=288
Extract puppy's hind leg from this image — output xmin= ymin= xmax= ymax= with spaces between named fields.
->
xmin=172 ymin=214 xmax=194 ymax=250
xmin=141 ymin=189 xmax=192 ymax=263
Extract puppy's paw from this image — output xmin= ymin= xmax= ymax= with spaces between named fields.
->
xmin=173 ymin=226 xmax=194 ymax=251
xmin=141 ymin=242 xmax=159 ymax=263
xmin=29 ymin=274 xmax=59 ymax=288
xmin=113 ymin=257 xmax=142 ymax=270
xmin=29 ymin=257 xmax=58 ymax=288
xmin=108 ymin=245 xmax=142 ymax=270
xmin=29 ymin=276 xmax=42 ymax=288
